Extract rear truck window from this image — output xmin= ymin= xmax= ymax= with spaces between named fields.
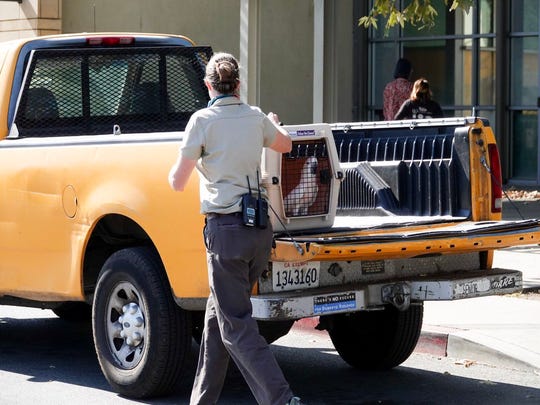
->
xmin=11 ymin=46 xmax=211 ymax=137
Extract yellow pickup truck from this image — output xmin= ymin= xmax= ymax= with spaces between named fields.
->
xmin=1 ymin=33 xmax=539 ymax=399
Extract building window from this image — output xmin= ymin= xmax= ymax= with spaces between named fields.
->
xmin=369 ymin=0 xmax=495 ymax=125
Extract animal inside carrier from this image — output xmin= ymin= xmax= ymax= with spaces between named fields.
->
xmin=261 ymin=123 xmax=343 ymax=232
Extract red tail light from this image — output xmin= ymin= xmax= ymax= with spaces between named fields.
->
xmin=488 ymin=144 xmax=502 ymax=213
xmin=86 ymin=37 xmax=134 ymax=46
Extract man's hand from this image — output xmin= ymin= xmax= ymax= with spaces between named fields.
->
xmin=267 ymin=112 xmax=292 ymax=153
xmin=267 ymin=112 xmax=282 ymax=126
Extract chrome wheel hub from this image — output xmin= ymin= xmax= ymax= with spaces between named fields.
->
xmin=106 ymin=282 xmax=147 ymax=369
xmin=118 ymin=302 xmax=145 ymax=347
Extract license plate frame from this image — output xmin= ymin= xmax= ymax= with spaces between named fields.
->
xmin=272 ymin=261 xmax=320 ymax=292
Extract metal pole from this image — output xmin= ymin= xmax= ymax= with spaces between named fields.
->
xmin=313 ymin=0 xmax=324 ymax=123
xmin=240 ymin=0 xmax=260 ymax=105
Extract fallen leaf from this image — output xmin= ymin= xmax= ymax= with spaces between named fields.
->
xmin=454 ymin=359 xmax=476 ymax=367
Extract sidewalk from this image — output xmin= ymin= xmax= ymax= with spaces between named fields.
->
xmin=416 ymin=200 xmax=540 ymax=371
xmin=418 ymin=249 xmax=540 ymax=372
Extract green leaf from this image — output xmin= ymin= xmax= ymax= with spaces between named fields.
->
xmin=360 ymin=0 xmax=474 ymax=32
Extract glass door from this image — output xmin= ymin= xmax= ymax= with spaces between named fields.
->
xmin=509 ymin=0 xmax=539 ymax=183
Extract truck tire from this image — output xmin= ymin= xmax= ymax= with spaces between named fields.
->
xmin=326 ymin=304 xmax=423 ymax=370
xmin=92 ymin=247 xmax=191 ymax=399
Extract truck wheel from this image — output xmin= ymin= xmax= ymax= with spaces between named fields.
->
xmin=326 ymin=304 xmax=423 ymax=370
xmin=92 ymin=247 xmax=191 ymax=399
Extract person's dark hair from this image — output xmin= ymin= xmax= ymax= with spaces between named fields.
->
xmin=393 ymin=58 xmax=412 ymax=79
xmin=205 ymin=52 xmax=240 ymax=95
xmin=411 ymin=78 xmax=432 ymax=102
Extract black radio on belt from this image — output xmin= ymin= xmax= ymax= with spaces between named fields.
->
xmin=242 ymin=173 xmax=268 ymax=229
xmin=242 ymin=193 xmax=257 ymax=226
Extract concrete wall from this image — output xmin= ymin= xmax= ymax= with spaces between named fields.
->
xmin=0 ymin=0 xmax=62 ymax=42
xmin=323 ymin=0 xmax=355 ymax=123
xmin=258 ymin=0 xmax=354 ymax=124
xmin=62 ymin=0 xmax=240 ymax=56
xmin=259 ymin=0 xmax=314 ymax=124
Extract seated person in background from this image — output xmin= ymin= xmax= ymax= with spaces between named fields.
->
xmin=394 ymin=78 xmax=443 ymax=120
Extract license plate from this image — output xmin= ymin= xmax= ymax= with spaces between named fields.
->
xmin=272 ymin=261 xmax=320 ymax=292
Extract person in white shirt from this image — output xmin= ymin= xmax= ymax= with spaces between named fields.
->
xmin=169 ymin=52 xmax=302 ymax=405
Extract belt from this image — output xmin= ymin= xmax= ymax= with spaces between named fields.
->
xmin=205 ymin=212 xmax=243 ymax=220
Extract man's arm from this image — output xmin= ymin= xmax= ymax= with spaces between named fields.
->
xmin=168 ymin=156 xmax=197 ymax=191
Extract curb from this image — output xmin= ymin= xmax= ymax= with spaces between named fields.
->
xmin=417 ymin=327 xmax=540 ymax=372
xmin=414 ymin=325 xmax=456 ymax=357
xmin=293 ymin=317 xmax=453 ymax=358
xmin=294 ymin=317 xmax=540 ymax=372
xmin=292 ymin=317 xmax=324 ymax=339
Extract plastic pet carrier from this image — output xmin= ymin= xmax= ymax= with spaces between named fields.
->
xmin=262 ymin=123 xmax=343 ymax=232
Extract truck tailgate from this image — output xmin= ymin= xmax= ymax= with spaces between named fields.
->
xmin=271 ymin=219 xmax=540 ymax=262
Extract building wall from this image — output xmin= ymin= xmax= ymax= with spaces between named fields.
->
xmin=323 ymin=0 xmax=355 ymax=123
xmin=258 ymin=0 xmax=355 ymax=124
xmin=259 ymin=0 xmax=314 ymax=124
xmin=0 ymin=0 xmax=62 ymax=42
xmin=62 ymin=0 xmax=241 ymax=53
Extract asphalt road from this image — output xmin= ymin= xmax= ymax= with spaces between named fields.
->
xmin=1 ymin=306 xmax=539 ymax=405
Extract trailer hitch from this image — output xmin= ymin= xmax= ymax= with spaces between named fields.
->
xmin=381 ymin=282 xmax=411 ymax=311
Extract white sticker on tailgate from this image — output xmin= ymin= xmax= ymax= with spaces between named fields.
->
xmin=272 ymin=261 xmax=320 ymax=292
xmin=314 ymin=292 xmax=357 ymax=314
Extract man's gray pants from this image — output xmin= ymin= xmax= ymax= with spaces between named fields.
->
xmin=190 ymin=214 xmax=293 ymax=405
